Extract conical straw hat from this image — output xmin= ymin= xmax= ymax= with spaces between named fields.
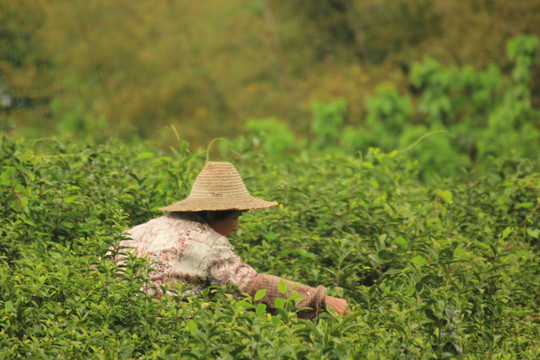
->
xmin=159 ymin=161 xmax=278 ymax=212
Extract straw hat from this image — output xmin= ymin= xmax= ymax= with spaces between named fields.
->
xmin=159 ymin=161 xmax=278 ymax=212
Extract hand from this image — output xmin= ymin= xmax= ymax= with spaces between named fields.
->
xmin=325 ymin=295 xmax=350 ymax=315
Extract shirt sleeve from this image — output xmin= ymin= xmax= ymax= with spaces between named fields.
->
xmin=246 ymin=274 xmax=327 ymax=320
xmin=209 ymin=235 xmax=327 ymax=319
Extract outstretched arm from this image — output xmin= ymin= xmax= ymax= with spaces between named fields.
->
xmin=209 ymin=235 xmax=348 ymax=319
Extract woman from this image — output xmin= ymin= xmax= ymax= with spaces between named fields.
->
xmin=117 ymin=161 xmax=348 ymax=319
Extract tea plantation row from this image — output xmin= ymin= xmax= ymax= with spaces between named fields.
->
xmin=0 ymin=135 xmax=538 ymax=359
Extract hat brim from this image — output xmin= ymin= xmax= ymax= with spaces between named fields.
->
xmin=158 ymin=196 xmax=278 ymax=212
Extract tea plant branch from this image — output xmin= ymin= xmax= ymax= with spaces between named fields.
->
xmin=29 ymin=137 xmax=64 ymax=145
xmin=433 ymin=194 xmax=440 ymax=219
xmin=502 ymin=201 xmax=539 ymax=252
xmin=206 ymin=137 xmax=225 ymax=162
xmin=170 ymin=124 xmax=181 ymax=143
xmin=510 ymin=314 xmax=540 ymax=321
xmin=502 ymin=243 xmax=529 ymax=252
xmin=498 ymin=174 xmax=539 ymax=190
xmin=9 ymin=181 xmax=22 ymax=213
xmin=395 ymin=130 xmax=450 ymax=155
xmin=206 ymin=137 xmax=236 ymax=162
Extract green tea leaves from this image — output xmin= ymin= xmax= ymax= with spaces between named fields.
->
xmin=1 ymin=132 xmax=538 ymax=359
xmin=254 ymin=289 xmax=267 ymax=302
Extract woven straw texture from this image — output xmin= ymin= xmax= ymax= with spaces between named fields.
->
xmin=159 ymin=162 xmax=278 ymax=212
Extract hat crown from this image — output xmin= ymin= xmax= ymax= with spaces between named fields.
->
xmin=189 ymin=162 xmax=250 ymax=199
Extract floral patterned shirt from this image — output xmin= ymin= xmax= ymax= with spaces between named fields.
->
xmin=117 ymin=213 xmax=327 ymax=319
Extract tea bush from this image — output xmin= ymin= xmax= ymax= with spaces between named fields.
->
xmin=1 ymin=133 xmax=538 ymax=359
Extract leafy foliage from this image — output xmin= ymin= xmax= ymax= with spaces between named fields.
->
xmin=232 ymin=35 xmax=539 ymax=184
xmin=2 ymin=3 xmax=538 ymax=357
xmin=1 ymin=132 xmax=538 ymax=358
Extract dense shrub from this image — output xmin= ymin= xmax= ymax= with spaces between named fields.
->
xmin=230 ymin=35 xmax=538 ymax=184
xmin=1 ymin=134 xmax=538 ymax=359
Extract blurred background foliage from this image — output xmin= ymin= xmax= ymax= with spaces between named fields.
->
xmin=1 ymin=0 xmax=539 ymax=149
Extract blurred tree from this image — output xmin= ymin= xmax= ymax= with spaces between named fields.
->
xmin=266 ymin=0 xmax=357 ymax=62
xmin=37 ymin=0 xmax=287 ymax=143
xmin=0 ymin=0 xmax=55 ymax=135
